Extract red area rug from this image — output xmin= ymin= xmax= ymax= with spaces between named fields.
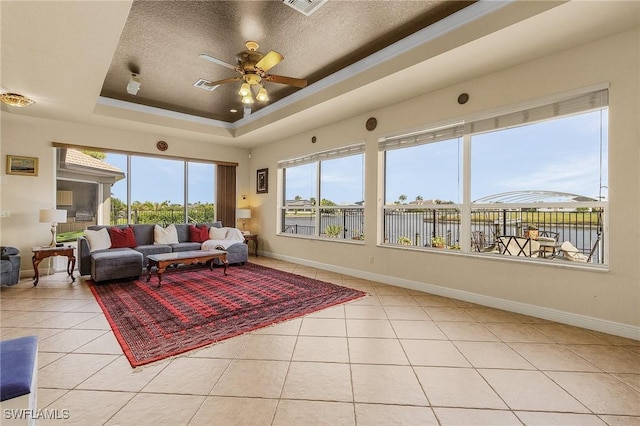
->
xmin=89 ymin=263 xmax=366 ymax=367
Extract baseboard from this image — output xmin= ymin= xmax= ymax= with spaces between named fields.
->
xmin=263 ymin=251 xmax=640 ymax=341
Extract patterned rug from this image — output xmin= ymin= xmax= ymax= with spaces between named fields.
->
xmin=89 ymin=262 xmax=366 ymax=367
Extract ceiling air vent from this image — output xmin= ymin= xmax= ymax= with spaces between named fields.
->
xmin=193 ymin=79 xmax=219 ymax=92
xmin=283 ymin=0 xmax=328 ymax=16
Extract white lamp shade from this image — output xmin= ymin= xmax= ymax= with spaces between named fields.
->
xmin=39 ymin=209 xmax=67 ymax=224
xmin=236 ymin=209 xmax=251 ymax=219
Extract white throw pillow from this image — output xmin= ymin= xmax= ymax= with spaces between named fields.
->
xmin=209 ymin=226 xmax=227 ymax=240
xmin=85 ymin=228 xmax=112 ymax=252
xmin=225 ymin=227 xmax=244 ymax=242
xmin=154 ymin=224 xmax=179 ymax=245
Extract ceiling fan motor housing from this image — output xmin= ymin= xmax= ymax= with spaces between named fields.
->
xmin=237 ymin=50 xmax=264 ymax=72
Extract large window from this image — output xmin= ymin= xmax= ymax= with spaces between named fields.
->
xmin=279 ymin=143 xmax=365 ymax=240
xmin=104 ymin=154 xmax=217 ymax=225
xmin=380 ymin=88 xmax=608 ymax=265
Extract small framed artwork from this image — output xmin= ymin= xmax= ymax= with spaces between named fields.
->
xmin=257 ymin=168 xmax=268 ymax=194
xmin=6 ymin=155 xmax=38 ymax=176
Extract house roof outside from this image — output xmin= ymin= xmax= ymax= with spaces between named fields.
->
xmin=58 ymin=148 xmax=125 ymax=184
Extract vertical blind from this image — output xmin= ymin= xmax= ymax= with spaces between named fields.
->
xmin=378 ymin=88 xmax=609 ymax=151
xmin=278 ymin=142 xmax=366 ymax=169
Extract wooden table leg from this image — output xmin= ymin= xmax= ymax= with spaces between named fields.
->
xmin=222 ymin=255 xmax=228 ymax=275
xmin=67 ymin=255 xmax=76 ymax=282
xmin=32 ymin=256 xmax=41 ymax=286
xmin=146 ymin=260 xmax=154 ymax=282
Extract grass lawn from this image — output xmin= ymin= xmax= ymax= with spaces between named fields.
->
xmin=57 ymin=230 xmax=84 ymax=243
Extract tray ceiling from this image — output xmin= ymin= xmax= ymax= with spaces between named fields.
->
xmin=100 ymin=1 xmax=473 ymax=123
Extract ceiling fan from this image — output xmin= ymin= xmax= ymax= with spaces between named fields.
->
xmin=198 ymin=41 xmax=307 ymax=104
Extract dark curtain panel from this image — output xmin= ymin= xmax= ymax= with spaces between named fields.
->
xmin=216 ymin=165 xmax=237 ymax=227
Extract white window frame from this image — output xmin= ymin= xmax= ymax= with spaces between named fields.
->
xmin=277 ymin=142 xmax=365 ymax=241
xmin=378 ymin=86 xmax=609 ymax=267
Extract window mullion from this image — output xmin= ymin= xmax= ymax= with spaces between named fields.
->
xmin=315 ymin=161 xmax=321 ymax=236
xmin=461 ymin=133 xmax=472 ymax=253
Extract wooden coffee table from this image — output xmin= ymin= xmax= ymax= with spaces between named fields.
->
xmin=146 ymin=249 xmax=227 ymax=287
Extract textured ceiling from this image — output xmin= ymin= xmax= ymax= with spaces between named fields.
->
xmin=100 ymin=0 xmax=473 ymax=123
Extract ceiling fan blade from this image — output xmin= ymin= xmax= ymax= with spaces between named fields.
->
xmin=264 ymin=74 xmax=307 ymax=88
xmin=207 ymin=76 xmax=243 ymax=86
xmin=199 ymin=54 xmax=237 ymax=71
xmin=255 ymin=51 xmax=284 ymax=72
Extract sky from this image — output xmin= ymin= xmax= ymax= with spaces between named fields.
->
xmin=104 ymin=109 xmax=607 ymax=206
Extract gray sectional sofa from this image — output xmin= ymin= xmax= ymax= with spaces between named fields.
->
xmin=78 ymin=223 xmax=248 ymax=282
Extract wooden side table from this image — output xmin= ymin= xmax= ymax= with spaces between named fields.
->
xmin=244 ymin=234 xmax=259 ymax=257
xmin=32 ymin=246 xmax=75 ymax=286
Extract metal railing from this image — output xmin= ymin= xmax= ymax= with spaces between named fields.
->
xmin=281 ymin=208 xmax=365 ymax=240
xmin=382 ymin=206 xmax=605 ymax=264
xmin=383 ymin=208 xmax=461 ymax=248
xmin=111 ymin=206 xmax=215 ymax=226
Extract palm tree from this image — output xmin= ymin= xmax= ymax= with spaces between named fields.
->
xmin=399 ymin=194 xmax=407 ymax=204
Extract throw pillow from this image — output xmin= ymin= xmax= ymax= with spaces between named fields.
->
xmin=209 ymin=226 xmax=227 ymax=240
xmin=225 ymin=227 xmax=245 ymax=242
xmin=188 ymin=225 xmax=209 ymax=243
xmin=109 ymin=227 xmax=138 ymax=248
xmin=154 ymin=224 xmax=179 ymax=245
xmin=84 ymin=228 xmax=111 ymax=252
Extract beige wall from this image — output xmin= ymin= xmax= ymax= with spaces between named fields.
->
xmin=0 ymin=114 xmax=250 ymax=265
xmin=249 ymin=29 xmax=640 ymax=333
xmin=1 ymin=27 xmax=637 ymax=336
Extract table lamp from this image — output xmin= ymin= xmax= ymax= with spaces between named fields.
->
xmin=236 ymin=208 xmax=251 ymax=234
xmin=39 ymin=209 xmax=67 ymax=247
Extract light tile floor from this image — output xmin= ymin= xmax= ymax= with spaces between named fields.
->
xmin=1 ymin=257 xmax=639 ymax=425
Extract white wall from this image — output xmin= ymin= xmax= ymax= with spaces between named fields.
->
xmin=0 ymin=114 xmax=250 ymax=271
xmin=249 ymin=28 xmax=640 ymax=336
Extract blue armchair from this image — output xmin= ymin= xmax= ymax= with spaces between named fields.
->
xmin=0 ymin=246 xmax=21 ymax=286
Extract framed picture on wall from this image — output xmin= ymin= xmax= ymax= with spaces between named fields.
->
xmin=6 ymin=155 xmax=38 ymax=176
xmin=257 ymin=168 xmax=268 ymax=194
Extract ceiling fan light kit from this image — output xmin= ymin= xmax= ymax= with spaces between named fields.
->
xmin=238 ymin=83 xmax=251 ymax=97
xmin=256 ymin=86 xmax=269 ymax=102
xmin=1 ymin=92 xmax=35 ymax=107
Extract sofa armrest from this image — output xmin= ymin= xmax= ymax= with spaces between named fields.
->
xmin=77 ymin=237 xmax=92 ymax=276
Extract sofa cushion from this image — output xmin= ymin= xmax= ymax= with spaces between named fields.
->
xmin=1 ymin=247 xmax=19 ymax=256
xmin=0 ymin=260 xmax=12 ymax=274
xmin=91 ymin=248 xmax=142 ymax=282
xmin=174 ymin=224 xmax=190 ymax=243
xmin=170 ymin=242 xmax=202 ymax=252
xmin=85 ymin=228 xmax=112 ymax=252
xmin=189 ymin=225 xmax=209 ymax=243
xmin=109 ymin=226 xmax=137 ymax=249
xmin=130 ymin=224 xmax=155 ymax=246
xmin=134 ymin=244 xmax=172 ymax=264
xmin=154 ymin=224 xmax=179 ymax=245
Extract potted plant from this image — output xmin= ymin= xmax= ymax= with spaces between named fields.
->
xmin=524 ymin=225 xmax=539 ymax=240
xmin=397 ymin=236 xmax=412 ymax=245
xmin=324 ymin=224 xmax=343 ymax=238
xmin=352 ymin=229 xmax=364 ymax=240
xmin=431 ymin=236 xmax=446 ymax=248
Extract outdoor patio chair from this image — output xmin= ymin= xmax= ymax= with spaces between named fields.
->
xmin=559 ymin=241 xmax=595 ymax=263
xmin=471 ymin=231 xmax=497 ymax=252
xmin=538 ymin=230 xmax=559 ymax=240
xmin=498 ymin=236 xmax=540 ymax=257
